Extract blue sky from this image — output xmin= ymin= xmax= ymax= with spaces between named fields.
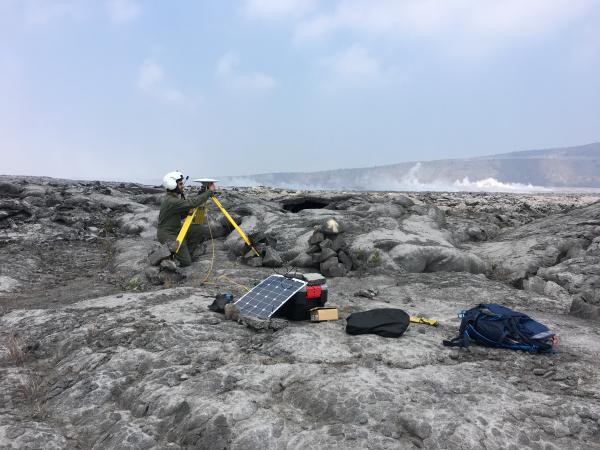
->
xmin=1 ymin=0 xmax=600 ymax=183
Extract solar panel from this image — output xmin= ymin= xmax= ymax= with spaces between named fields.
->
xmin=234 ymin=274 xmax=307 ymax=319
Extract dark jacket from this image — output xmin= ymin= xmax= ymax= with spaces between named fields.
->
xmin=156 ymin=191 xmax=212 ymax=240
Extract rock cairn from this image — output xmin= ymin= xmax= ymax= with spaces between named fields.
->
xmin=242 ymin=231 xmax=283 ymax=268
xmin=306 ymin=218 xmax=352 ymax=277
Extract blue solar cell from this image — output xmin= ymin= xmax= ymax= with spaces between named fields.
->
xmin=234 ymin=275 xmax=307 ymax=319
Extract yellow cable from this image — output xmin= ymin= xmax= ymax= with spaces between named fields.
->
xmin=198 ymin=210 xmax=250 ymax=293
xmin=216 ymin=274 xmax=250 ymax=292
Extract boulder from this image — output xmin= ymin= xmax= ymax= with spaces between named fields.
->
xmin=144 ymin=266 xmax=162 ymax=285
xmin=318 ymin=248 xmax=337 ymax=263
xmin=0 ymin=182 xmax=22 ymax=196
xmin=148 ymin=244 xmax=173 ymax=266
xmin=321 ymin=218 xmax=342 ymax=235
xmin=308 ymin=231 xmax=325 ymax=245
xmin=570 ymin=297 xmax=600 ymax=321
xmin=289 ymin=252 xmax=315 ymax=268
xmin=319 ymin=238 xmax=333 ymax=250
xmin=246 ymin=257 xmax=263 ymax=267
xmin=394 ymin=195 xmax=414 ymax=208
xmin=160 ymin=259 xmax=178 ymax=271
xmin=262 ymin=247 xmax=283 ymax=268
xmin=330 ymin=234 xmax=347 ymax=252
xmin=338 ymin=250 xmax=353 ymax=271
xmin=320 ymin=256 xmax=347 ymax=277
xmin=306 ymin=245 xmax=320 ymax=254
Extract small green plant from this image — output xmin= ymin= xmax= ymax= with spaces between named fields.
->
xmin=126 ymin=276 xmax=142 ymax=291
xmin=368 ymin=250 xmax=382 ymax=267
xmin=101 ymin=218 xmax=116 ymax=236
xmin=354 ymin=249 xmax=367 ymax=266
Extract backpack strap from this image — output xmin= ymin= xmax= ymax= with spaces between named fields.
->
xmin=442 ymin=330 xmax=471 ymax=348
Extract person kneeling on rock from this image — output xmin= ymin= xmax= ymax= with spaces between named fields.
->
xmin=156 ymin=171 xmax=215 ymax=267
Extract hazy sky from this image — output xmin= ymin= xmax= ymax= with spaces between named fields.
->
xmin=2 ymin=0 xmax=600 ymax=183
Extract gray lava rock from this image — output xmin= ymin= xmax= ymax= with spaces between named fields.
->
xmin=148 ymin=244 xmax=173 ymax=266
xmin=144 ymin=266 xmax=162 ymax=285
xmin=395 ymin=195 xmax=414 ymax=208
xmin=355 ymin=288 xmax=379 ymax=299
xmin=321 ymin=257 xmax=347 ymax=277
xmin=308 ymin=231 xmax=325 ymax=245
xmin=262 ymin=247 xmax=283 ymax=268
xmin=330 ymin=234 xmax=347 ymax=251
xmin=318 ymin=248 xmax=337 ymax=263
xmin=319 ymin=238 xmax=333 ymax=249
xmin=306 ymin=244 xmax=320 ymax=254
xmin=2 ymin=177 xmax=600 ymax=450
xmin=246 ymin=257 xmax=263 ymax=267
xmin=160 ymin=259 xmax=178 ymax=271
xmin=242 ymin=316 xmax=288 ymax=331
xmin=338 ymin=250 xmax=353 ymax=270
xmin=289 ymin=252 xmax=314 ymax=268
xmin=0 ymin=182 xmax=22 ymax=196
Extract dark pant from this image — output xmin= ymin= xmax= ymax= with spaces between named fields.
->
xmin=158 ymin=224 xmax=208 ymax=267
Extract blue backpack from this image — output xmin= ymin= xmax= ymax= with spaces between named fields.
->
xmin=442 ymin=304 xmax=555 ymax=353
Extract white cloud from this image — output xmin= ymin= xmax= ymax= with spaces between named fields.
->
xmin=243 ymin=0 xmax=316 ymax=19
xmin=216 ymin=52 xmax=277 ymax=91
xmin=294 ymin=0 xmax=594 ymax=56
xmin=161 ymin=87 xmax=187 ymax=105
xmin=216 ymin=53 xmax=239 ymax=78
xmin=137 ymin=59 xmax=164 ymax=91
xmin=320 ymin=44 xmax=382 ymax=82
xmin=107 ymin=0 xmax=140 ymax=24
xmin=136 ymin=59 xmax=192 ymax=107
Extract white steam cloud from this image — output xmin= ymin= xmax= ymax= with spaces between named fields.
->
xmin=222 ymin=163 xmax=555 ymax=193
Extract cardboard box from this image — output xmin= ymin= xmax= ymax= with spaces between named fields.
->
xmin=310 ymin=306 xmax=339 ymax=322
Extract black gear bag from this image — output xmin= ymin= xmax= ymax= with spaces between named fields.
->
xmin=346 ymin=308 xmax=410 ymax=338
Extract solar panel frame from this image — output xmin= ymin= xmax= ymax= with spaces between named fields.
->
xmin=234 ymin=274 xmax=307 ymax=319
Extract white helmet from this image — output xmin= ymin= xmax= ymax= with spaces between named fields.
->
xmin=162 ymin=171 xmax=185 ymax=190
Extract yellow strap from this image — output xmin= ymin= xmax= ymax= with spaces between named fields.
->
xmin=211 ymin=196 xmax=260 ymax=256
xmin=410 ymin=316 xmax=439 ymax=327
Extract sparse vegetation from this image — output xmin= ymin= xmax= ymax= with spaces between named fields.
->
xmin=354 ymin=249 xmax=367 ymax=266
xmin=100 ymin=238 xmax=116 ymax=271
xmin=6 ymin=333 xmax=25 ymax=365
xmin=19 ymin=371 xmax=48 ymax=419
xmin=368 ymin=250 xmax=382 ymax=267
xmin=126 ymin=276 xmax=142 ymax=291
xmin=101 ymin=218 xmax=116 ymax=236
xmin=352 ymin=249 xmax=368 ymax=277
xmin=163 ymin=275 xmax=174 ymax=289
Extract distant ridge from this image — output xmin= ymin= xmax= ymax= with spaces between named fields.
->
xmin=222 ymin=142 xmax=600 ymax=191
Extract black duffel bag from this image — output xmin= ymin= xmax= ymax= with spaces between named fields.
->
xmin=346 ymin=308 xmax=410 ymax=338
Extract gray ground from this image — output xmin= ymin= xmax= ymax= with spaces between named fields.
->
xmin=1 ymin=176 xmax=599 ymax=449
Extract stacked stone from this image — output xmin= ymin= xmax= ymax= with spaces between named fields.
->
xmin=306 ymin=218 xmax=352 ymax=277
xmin=241 ymin=232 xmax=283 ymax=268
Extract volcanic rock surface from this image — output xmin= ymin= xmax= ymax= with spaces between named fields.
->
xmin=1 ymin=175 xmax=600 ymax=449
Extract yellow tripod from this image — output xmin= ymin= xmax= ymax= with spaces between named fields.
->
xmin=175 ymin=196 xmax=260 ymax=257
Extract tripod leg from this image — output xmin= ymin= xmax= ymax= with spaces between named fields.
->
xmin=175 ymin=208 xmax=197 ymax=253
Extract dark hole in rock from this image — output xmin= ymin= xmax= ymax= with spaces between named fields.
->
xmin=281 ymin=198 xmax=330 ymax=213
